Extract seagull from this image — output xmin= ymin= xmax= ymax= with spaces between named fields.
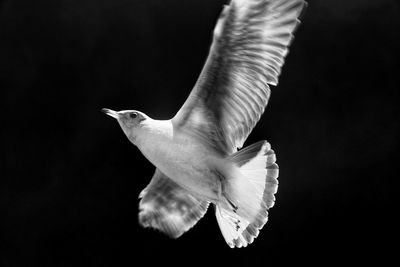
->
xmin=102 ymin=0 xmax=306 ymax=248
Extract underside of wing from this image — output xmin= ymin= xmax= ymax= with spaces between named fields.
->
xmin=173 ymin=0 xmax=307 ymax=155
xmin=138 ymin=169 xmax=210 ymax=238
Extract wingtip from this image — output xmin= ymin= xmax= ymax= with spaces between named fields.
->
xmin=296 ymin=0 xmax=308 ymax=22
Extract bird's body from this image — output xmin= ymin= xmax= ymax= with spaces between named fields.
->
xmin=103 ymin=0 xmax=307 ymax=248
xmin=134 ymin=119 xmax=222 ymax=202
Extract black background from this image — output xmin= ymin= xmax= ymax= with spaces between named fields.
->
xmin=0 ymin=0 xmax=398 ymax=266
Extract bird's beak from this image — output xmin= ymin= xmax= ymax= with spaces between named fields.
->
xmin=102 ymin=108 xmax=120 ymax=119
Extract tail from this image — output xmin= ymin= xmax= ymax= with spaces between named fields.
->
xmin=215 ymin=141 xmax=279 ymax=248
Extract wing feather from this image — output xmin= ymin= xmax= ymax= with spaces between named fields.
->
xmin=173 ymin=0 xmax=307 ymax=154
xmin=139 ymin=169 xmax=209 ymax=238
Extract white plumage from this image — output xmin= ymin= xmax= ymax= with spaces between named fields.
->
xmin=102 ymin=0 xmax=306 ymax=248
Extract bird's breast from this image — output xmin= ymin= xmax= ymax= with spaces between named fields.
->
xmin=138 ymin=133 xmax=222 ymax=201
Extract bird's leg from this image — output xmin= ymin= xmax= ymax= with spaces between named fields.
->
xmin=224 ymin=195 xmax=238 ymax=213
xmin=220 ymin=183 xmax=238 ymax=213
xmin=214 ymin=169 xmax=238 ymax=213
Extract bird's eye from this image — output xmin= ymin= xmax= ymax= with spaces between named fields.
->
xmin=129 ymin=113 xmax=137 ymax=119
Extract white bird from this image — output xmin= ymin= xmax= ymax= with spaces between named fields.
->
xmin=102 ymin=0 xmax=306 ymax=248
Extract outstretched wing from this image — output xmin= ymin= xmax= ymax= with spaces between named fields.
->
xmin=138 ymin=169 xmax=210 ymax=238
xmin=173 ymin=0 xmax=307 ymax=155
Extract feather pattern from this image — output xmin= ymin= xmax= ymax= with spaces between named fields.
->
xmin=173 ymin=0 xmax=307 ymax=155
xmin=139 ymin=169 xmax=209 ymax=238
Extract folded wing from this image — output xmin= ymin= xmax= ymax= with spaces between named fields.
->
xmin=173 ymin=0 xmax=307 ymax=155
xmin=138 ymin=169 xmax=210 ymax=238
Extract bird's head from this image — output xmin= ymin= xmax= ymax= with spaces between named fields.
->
xmin=102 ymin=108 xmax=149 ymax=142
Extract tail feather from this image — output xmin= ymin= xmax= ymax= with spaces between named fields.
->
xmin=215 ymin=205 xmax=250 ymax=248
xmin=216 ymin=140 xmax=279 ymax=248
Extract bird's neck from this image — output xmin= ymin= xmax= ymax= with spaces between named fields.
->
xmin=128 ymin=119 xmax=174 ymax=167
xmin=130 ymin=119 xmax=174 ymax=148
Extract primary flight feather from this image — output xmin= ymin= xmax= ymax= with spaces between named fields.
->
xmin=102 ymin=0 xmax=306 ymax=248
